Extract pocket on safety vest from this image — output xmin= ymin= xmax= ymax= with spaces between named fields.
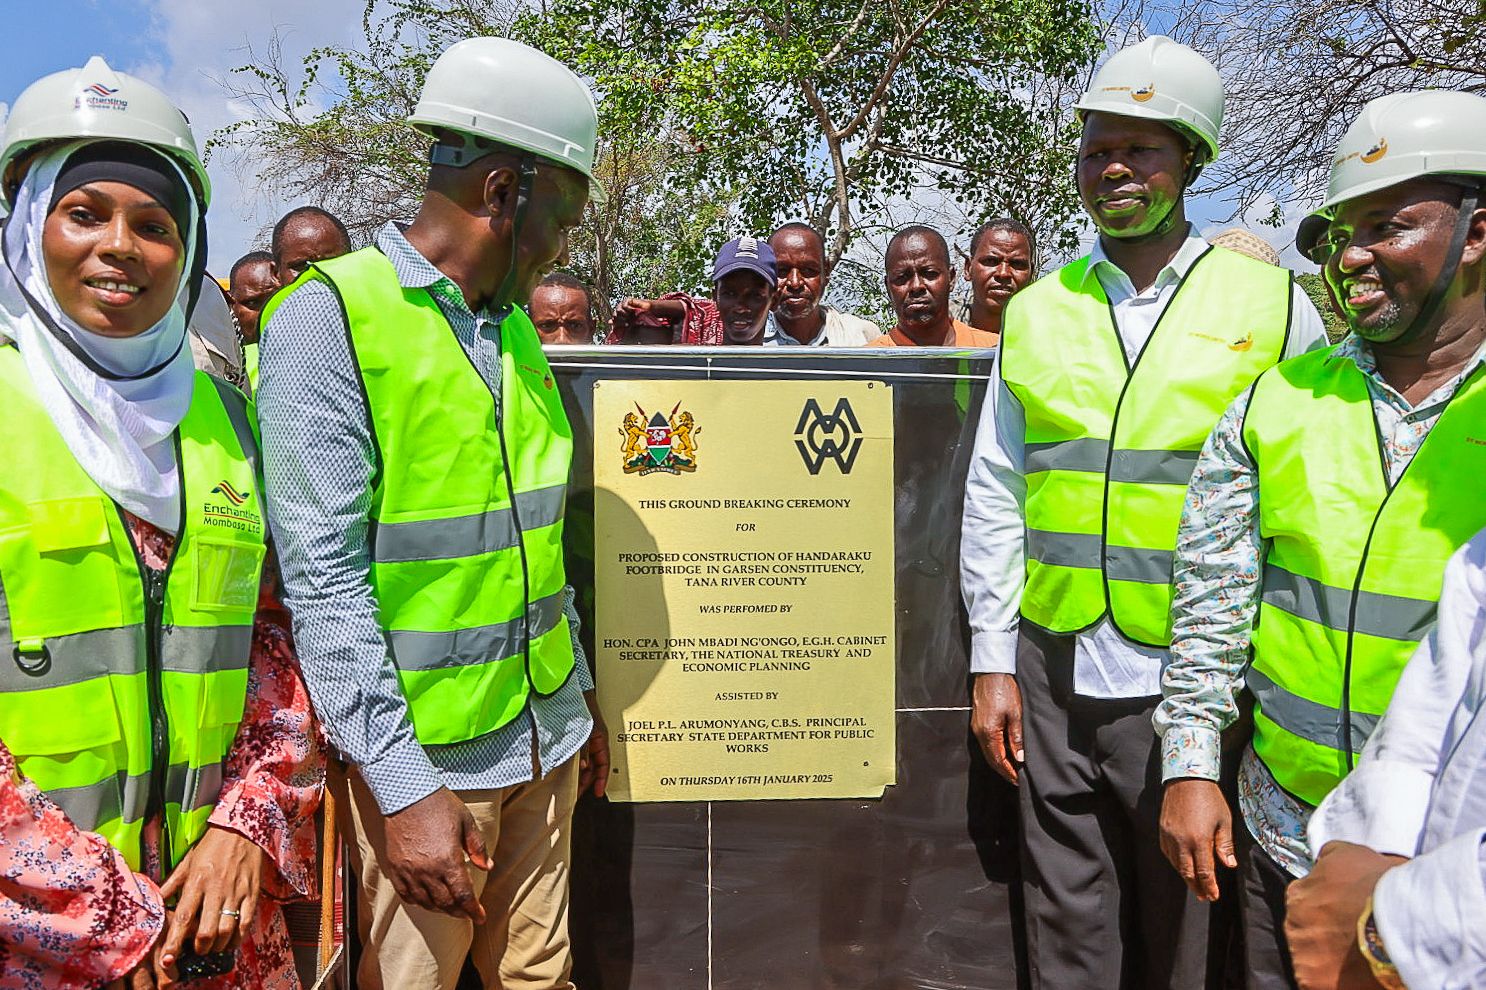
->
xmin=0 ymin=674 xmax=126 ymax=756
xmin=190 ymin=536 xmax=265 ymax=613
xmin=28 ymin=497 xmax=112 ymax=554
xmin=0 ymin=496 xmax=126 ymax=642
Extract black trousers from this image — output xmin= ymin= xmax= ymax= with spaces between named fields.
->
xmin=1236 ymin=823 xmax=1299 ymax=990
xmin=1015 ymin=621 xmax=1212 ymax=990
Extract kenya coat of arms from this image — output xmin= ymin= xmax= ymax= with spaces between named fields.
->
xmin=621 ymin=403 xmax=699 ymax=475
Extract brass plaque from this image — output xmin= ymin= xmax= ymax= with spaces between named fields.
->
xmin=594 ymin=379 xmax=897 ymax=801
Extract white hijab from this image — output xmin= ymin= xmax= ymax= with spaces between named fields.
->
xmin=0 ymin=142 xmax=200 ymax=532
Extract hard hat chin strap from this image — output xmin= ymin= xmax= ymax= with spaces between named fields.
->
xmin=1393 ymin=185 xmax=1480 ymax=346
xmin=1109 ymin=184 xmax=1188 ymax=246
xmin=428 ymin=135 xmax=538 ymax=320
xmin=490 ymin=155 xmax=537 ymax=321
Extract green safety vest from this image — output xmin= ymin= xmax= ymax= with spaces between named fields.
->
xmin=1000 ymin=246 xmax=1293 ymax=646
xmin=0 ymin=345 xmax=265 ymax=873
xmin=262 ymin=247 xmax=575 ymax=745
xmin=1244 ymin=349 xmax=1486 ymax=806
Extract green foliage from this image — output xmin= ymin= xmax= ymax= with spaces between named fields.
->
xmin=522 ymin=0 xmax=1101 ymax=271
xmin=218 ymin=0 xmax=1102 ymax=316
xmin=1296 ymin=272 xmax=1349 ymax=343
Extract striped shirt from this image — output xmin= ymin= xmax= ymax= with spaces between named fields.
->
xmin=256 ymin=222 xmax=592 ymax=816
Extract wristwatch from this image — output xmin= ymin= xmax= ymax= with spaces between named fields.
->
xmin=1357 ymin=896 xmax=1407 ymax=990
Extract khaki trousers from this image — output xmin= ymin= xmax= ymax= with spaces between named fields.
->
xmin=330 ymin=756 xmax=580 ymax=990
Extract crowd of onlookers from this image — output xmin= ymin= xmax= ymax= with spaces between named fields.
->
xmin=217 ymin=207 xmax=1291 ymax=370
xmin=202 ymin=207 xmax=354 ymax=392
xmin=216 ymin=211 xmax=1040 ymax=362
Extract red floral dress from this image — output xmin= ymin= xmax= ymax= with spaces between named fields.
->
xmin=0 ymin=517 xmax=323 ymax=989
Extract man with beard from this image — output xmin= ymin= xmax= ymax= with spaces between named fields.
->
xmin=960 ymin=36 xmax=1325 ymax=989
xmin=764 ymin=222 xmax=881 ymax=346
xmin=871 ymin=226 xmax=998 ymax=347
xmin=963 ymin=218 xmax=1037 ymax=342
xmin=1157 ymin=89 xmax=1486 ymax=990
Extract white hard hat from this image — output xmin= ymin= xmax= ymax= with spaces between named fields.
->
xmin=409 ymin=37 xmax=601 ymax=197
xmin=1317 ymin=90 xmax=1486 ymax=216
xmin=1075 ymin=36 xmax=1223 ymax=164
xmin=1 ymin=55 xmax=209 ymax=210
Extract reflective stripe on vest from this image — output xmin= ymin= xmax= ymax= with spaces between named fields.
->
xmin=263 ymin=247 xmax=576 ymax=745
xmin=0 ymin=347 xmax=264 ymax=873
xmin=1243 ymin=350 xmax=1486 ymax=806
xmin=1000 ymin=246 xmax=1293 ymax=645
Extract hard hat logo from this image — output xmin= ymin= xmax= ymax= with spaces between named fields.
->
xmin=1074 ymin=37 xmax=1223 ymax=165
xmin=75 ymin=81 xmax=129 ymax=113
xmin=1331 ymin=137 xmax=1391 ymax=172
xmin=1 ymin=54 xmax=211 ymax=210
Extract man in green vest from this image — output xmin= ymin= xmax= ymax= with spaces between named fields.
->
xmin=1155 ymin=90 xmax=1486 ymax=990
xmin=961 ymin=36 xmax=1326 ymax=989
xmin=256 ymin=37 xmax=606 ymax=989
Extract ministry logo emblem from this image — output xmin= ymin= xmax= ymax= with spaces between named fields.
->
xmin=621 ymin=403 xmax=700 ymax=475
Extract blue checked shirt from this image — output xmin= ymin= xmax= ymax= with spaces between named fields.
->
xmin=256 ymin=222 xmax=593 ymax=816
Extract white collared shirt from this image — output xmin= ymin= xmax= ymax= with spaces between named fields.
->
xmin=1308 ymin=531 xmax=1486 ymax=989
xmin=764 ymin=305 xmax=883 ymax=346
xmin=960 ymin=225 xmax=1327 ymax=697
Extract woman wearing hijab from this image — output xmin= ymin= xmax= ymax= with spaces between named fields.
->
xmin=0 ymin=59 xmax=321 ymax=988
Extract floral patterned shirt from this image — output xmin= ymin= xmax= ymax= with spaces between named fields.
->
xmin=1155 ymin=334 xmax=1486 ymax=877
xmin=0 ymin=518 xmax=323 ymax=988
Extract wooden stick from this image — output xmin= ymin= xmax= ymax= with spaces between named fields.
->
xmin=309 ymin=945 xmax=345 ymax=990
xmin=317 ymin=787 xmax=339 ymax=977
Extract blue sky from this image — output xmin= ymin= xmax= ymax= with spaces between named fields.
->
xmin=1 ymin=3 xmax=157 ymax=96
xmin=2 ymin=0 xmax=365 ymax=274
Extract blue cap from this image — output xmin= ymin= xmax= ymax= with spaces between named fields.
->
xmin=711 ymin=236 xmax=777 ymax=287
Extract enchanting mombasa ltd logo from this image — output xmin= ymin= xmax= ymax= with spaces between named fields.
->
xmin=75 ymin=81 xmax=127 ymax=113
xmin=204 ymin=481 xmax=259 ymax=531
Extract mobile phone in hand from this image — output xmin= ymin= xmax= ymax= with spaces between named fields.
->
xmin=174 ymin=949 xmax=236 ymax=982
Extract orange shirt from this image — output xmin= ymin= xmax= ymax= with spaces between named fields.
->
xmin=868 ymin=319 xmax=999 ymax=348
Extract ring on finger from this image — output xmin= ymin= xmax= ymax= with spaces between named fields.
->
xmin=220 ymin=908 xmax=242 ymax=919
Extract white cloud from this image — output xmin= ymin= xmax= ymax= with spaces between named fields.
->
xmin=1197 ymin=190 xmax=1318 ymax=274
xmin=137 ymin=0 xmax=368 ymax=273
